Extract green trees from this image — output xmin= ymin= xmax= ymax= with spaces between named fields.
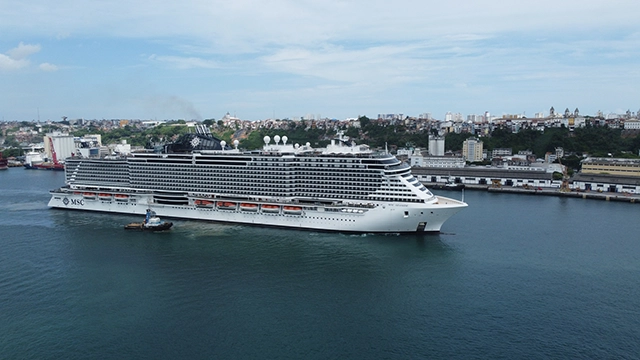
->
xmin=475 ymin=125 xmax=639 ymax=158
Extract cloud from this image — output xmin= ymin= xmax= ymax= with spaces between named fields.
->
xmin=0 ymin=42 xmax=42 ymax=71
xmin=0 ymin=42 xmax=55 ymax=72
xmin=39 ymin=62 xmax=58 ymax=71
xmin=7 ymin=42 xmax=41 ymax=60
xmin=149 ymin=54 xmax=220 ymax=69
xmin=0 ymin=53 xmax=29 ymax=71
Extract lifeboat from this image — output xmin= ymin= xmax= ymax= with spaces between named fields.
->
xmin=98 ymin=193 xmax=112 ymax=200
xmin=240 ymin=203 xmax=259 ymax=211
xmin=261 ymin=204 xmax=280 ymax=213
xmin=82 ymin=192 xmax=96 ymax=200
xmin=283 ymin=206 xmax=303 ymax=215
xmin=195 ymin=199 xmax=215 ymax=208
xmin=217 ymin=201 xmax=237 ymax=210
xmin=114 ymin=194 xmax=129 ymax=201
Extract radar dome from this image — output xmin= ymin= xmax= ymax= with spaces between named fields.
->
xmin=282 ymin=136 xmax=288 ymax=145
xmin=263 ymin=136 xmax=271 ymax=145
xmin=274 ymin=135 xmax=281 ymax=144
xmin=220 ymin=140 xmax=226 ymax=148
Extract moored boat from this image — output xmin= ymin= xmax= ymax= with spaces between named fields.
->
xmin=0 ymin=152 xmax=8 ymax=170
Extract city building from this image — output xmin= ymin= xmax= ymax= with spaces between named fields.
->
xmin=624 ymin=120 xmax=640 ymax=130
xmin=492 ymin=148 xmax=512 ymax=158
xmin=580 ymin=158 xmax=640 ymax=177
xmin=428 ymin=135 xmax=445 ymax=156
xmin=462 ymin=138 xmax=484 ymax=162
xmin=410 ymin=149 xmax=465 ymax=168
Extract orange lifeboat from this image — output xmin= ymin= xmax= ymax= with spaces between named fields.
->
xmin=217 ymin=201 xmax=237 ymax=210
xmin=240 ymin=203 xmax=259 ymax=211
xmin=283 ymin=206 xmax=303 ymax=214
xmin=195 ymin=199 xmax=214 ymax=207
xmin=261 ymin=204 xmax=280 ymax=213
xmin=98 ymin=193 xmax=112 ymax=200
xmin=114 ymin=194 xmax=129 ymax=201
xmin=82 ymin=192 xmax=96 ymax=199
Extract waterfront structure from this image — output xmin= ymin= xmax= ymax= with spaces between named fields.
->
xmin=45 ymin=132 xmax=75 ymax=161
xmin=571 ymin=173 xmax=640 ymax=193
xmin=413 ymin=163 xmax=640 ymax=194
xmin=412 ymin=166 xmax=559 ymax=188
xmin=48 ymin=131 xmax=467 ymax=233
xmin=580 ymin=158 xmax=640 ymax=177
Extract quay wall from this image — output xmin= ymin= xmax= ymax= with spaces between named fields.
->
xmin=422 ymin=182 xmax=640 ymax=204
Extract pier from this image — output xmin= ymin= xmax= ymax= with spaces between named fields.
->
xmin=425 ymin=183 xmax=640 ymax=204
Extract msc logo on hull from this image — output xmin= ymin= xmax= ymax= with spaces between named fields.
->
xmin=63 ymin=198 xmax=84 ymax=206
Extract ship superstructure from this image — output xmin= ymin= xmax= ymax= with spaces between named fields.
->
xmin=49 ymin=130 xmax=467 ymax=233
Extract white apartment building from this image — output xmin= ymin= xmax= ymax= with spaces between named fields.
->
xmin=624 ymin=120 xmax=640 ymax=130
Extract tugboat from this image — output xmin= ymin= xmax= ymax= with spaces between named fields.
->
xmin=124 ymin=209 xmax=173 ymax=231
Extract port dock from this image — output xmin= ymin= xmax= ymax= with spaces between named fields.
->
xmin=425 ymin=183 xmax=640 ymax=204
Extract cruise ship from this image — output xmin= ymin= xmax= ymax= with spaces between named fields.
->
xmin=48 ymin=129 xmax=467 ymax=233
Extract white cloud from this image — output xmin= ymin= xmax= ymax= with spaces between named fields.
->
xmin=0 ymin=53 xmax=29 ymax=70
xmin=0 ymin=42 xmax=45 ymax=71
xmin=149 ymin=54 xmax=220 ymax=69
xmin=7 ymin=42 xmax=41 ymax=60
xmin=39 ymin=62 xmax=58 ymax=71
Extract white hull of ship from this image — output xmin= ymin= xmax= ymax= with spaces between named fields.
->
xmin=48 ymin=191 xmax=466 ymax=233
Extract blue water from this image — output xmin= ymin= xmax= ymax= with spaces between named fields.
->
xmin=1 ymin=169 xmax=639 ymax=359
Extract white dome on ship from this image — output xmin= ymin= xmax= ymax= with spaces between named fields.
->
xmin=220 ymin=140 xmax=226 ymax=148
xmin=274 ymin=135 xmax=281 ymax=144
xmin=263 ymin=136 xmax=270 ymax=145
xmin=282 ymin=136 xmax=288 ymax=145
xmin=233 ymin=139 xmax=239 ymax=149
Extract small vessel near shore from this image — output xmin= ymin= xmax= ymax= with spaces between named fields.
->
xmin=0 ymin=152 xmax=8 ymax=170
xmin=124 ymin=209 xmax=173 ymax=231
xmin=24 ymin=138 xmax=64 ymax=170
xmin=430 ymin=182 xmax=466 ymax=191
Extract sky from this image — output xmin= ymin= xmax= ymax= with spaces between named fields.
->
xmin=1 ymin=0 xmax=640 ymax=122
